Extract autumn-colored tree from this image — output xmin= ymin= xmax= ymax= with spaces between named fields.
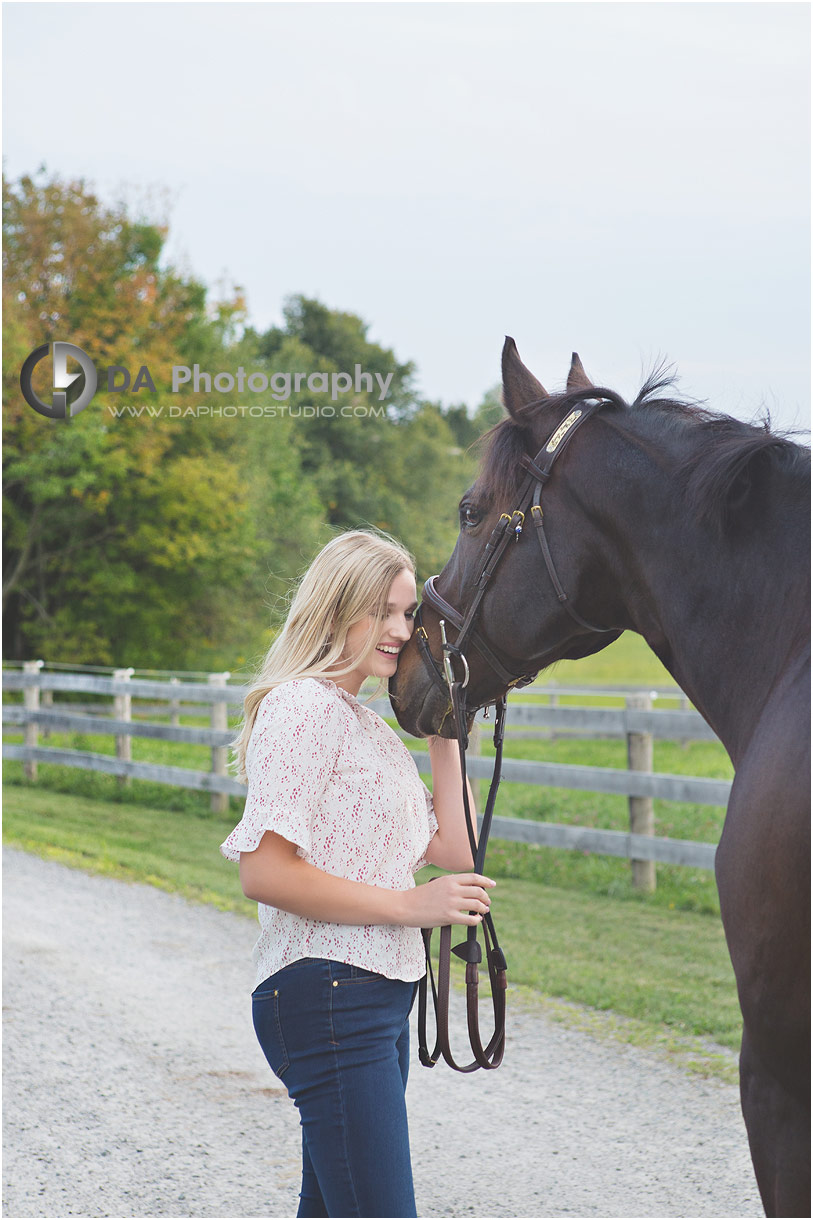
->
xmin=2 ymin=170 xmax=266 ymax=666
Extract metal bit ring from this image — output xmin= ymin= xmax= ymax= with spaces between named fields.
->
xmin=438 ymin=619 xmax=470 ymax=690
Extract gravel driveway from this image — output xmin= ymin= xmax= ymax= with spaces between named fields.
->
xmin=3 ymin=848 xmax=762 ymax=1219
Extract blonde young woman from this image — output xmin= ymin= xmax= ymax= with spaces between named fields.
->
xmin=221 ymin=529 xmax=495 ymax=1219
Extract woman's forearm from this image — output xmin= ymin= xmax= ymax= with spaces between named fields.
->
xmin=424 ymin=735 xmax=478 ymax=870
xmin=239 ymin=829 xmax=494 ymax=929
xmin=240 ymin=831 xmax=409 ymax=924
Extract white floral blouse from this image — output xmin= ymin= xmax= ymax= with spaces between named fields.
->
xmin=220 ymin=677 xmax=438 ymax=988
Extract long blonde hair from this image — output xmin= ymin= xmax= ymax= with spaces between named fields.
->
xmin=231 ymin=528 xmax=416 ymax=782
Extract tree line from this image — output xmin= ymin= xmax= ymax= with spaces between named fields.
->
xmin=3 ymin=169 xmax=502 ymax=671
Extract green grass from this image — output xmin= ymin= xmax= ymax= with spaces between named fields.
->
xmin=2 ymin=782 xmax=244 ymax=912
xmin=2 ymin=782 xmax=741 ymax=1080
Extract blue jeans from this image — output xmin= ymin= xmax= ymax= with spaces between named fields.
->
xmin=252 ymin=958 xmax=419 ymax=1218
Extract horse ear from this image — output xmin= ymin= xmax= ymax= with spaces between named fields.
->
xmin=502 ymin=337 xmax=548 ymax=418
xmin=567 ymin=352 xmax=593 ymax=391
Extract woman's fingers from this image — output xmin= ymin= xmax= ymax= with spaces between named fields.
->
xmin=456 ymin=886 xmax=491 ymax=907
xmin=449 ymin=884 xmax=494 ymax=919
xmin=413 ymin=872 xmax=497 ymax=927
xmin=455 ymin=896 xmax=489 ymax=915
xmin=456 ymin=874 xmax=496 ymax=888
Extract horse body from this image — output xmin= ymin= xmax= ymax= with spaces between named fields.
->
xmin=637 ymin=477 xmax=810 ymax=1217
xmin=567 ymin=417 xmax=811 ymax=1212
xmin=390 ymin=341 xmax=810 ymax=1216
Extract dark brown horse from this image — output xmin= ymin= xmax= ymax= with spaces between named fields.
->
xmin=390 ymin=340 xmax=810 ymax=1217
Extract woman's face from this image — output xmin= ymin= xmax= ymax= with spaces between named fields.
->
xmin=336 ymin=567 xmax=418 ymax=694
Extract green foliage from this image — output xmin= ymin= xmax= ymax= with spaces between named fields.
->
xmin=430 ymin=402 xmax=481 ymax=451
xmin=248 ymin=296 xmax=476 ymax=581
xmin=252 ymin=295 xmax=416 ymax=414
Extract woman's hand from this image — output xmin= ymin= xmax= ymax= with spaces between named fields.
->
xmin=400 ymin=873 xmax=496 ymax=928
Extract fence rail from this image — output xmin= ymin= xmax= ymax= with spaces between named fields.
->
xmin=0 ymin=677 xmax=713 ymax=738
xmin=3 ymin=665 xmax=729 ymax=885
xmin=2 ymin=660 xmax=687 ymax=697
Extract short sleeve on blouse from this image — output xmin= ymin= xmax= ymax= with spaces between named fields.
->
xmin=220 ymin=680 xmax=346 ymax=862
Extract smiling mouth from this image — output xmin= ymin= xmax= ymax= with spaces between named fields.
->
xmin=376 ymin=645 xmax=401 ymax=656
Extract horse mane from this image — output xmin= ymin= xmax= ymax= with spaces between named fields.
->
xmin=475 ymin=366 xmax=810 ymax=534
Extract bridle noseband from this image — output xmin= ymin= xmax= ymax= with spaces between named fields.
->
xmin=415 ymin=397 xmax=620 ymax=1073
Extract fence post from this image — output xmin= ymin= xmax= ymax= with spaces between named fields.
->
xmin=23 ymin=660 xmax=43 ymax=781
xmin=209 ymin=672 xmax=230 ymax=814
xmin=680 ymin=690 xmax=690 ymax=750
xmin=626 ymin=691 xmax=655 ymax=892
xmin=113 ymin=668 xmax=133 ymax=788
xmin=169 ymin=676 xmax=181 ymax=727
xmin=547 ymin=689 xmax=559 ymax=741
xmin=41 ymin=687 xmax=53 ymax=739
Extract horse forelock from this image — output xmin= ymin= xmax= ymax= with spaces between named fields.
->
xmin=475 ymin=416 xmax=530 ymax=505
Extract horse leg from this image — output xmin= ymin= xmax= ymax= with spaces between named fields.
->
xmin=716 ymin=703 xmax=810 ymax=1218
xmin=740 ymin=1025 xmax=811 ymax=1217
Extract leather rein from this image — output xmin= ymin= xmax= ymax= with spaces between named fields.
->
xmin=415 ymin=398 xmax=618 ymax=1073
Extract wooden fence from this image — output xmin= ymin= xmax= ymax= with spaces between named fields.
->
xmin=2 ymin=663 xmax=730 ymax=889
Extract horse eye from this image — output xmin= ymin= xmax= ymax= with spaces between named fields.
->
xmin=460 ymin=505 xmax=481 ymax=527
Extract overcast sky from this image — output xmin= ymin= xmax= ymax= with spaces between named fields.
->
xmin=4 ymin=1 xmax=810 ymax=432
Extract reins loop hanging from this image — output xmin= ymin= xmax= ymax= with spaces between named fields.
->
xmin=416 ymin=396 xmax=619 ymax=1074
xmin=417 ymin=689 xmax=508 ymax=1072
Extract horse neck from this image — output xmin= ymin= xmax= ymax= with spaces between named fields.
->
xmin=617 ymin=480 xmax=809 ymax=766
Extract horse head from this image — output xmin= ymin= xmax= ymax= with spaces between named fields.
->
xmin=390 ymin=339 xmax=627 ymax=738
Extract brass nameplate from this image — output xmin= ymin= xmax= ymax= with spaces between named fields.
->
xmin=545 ymin=409 xmax=583 ymax=454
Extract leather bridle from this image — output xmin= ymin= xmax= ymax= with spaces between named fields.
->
xmin=415 ymin=395 xmax=620 ymax=1073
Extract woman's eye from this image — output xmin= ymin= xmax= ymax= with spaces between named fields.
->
xmin=460 ymin=505 xmax=481 ymax=527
